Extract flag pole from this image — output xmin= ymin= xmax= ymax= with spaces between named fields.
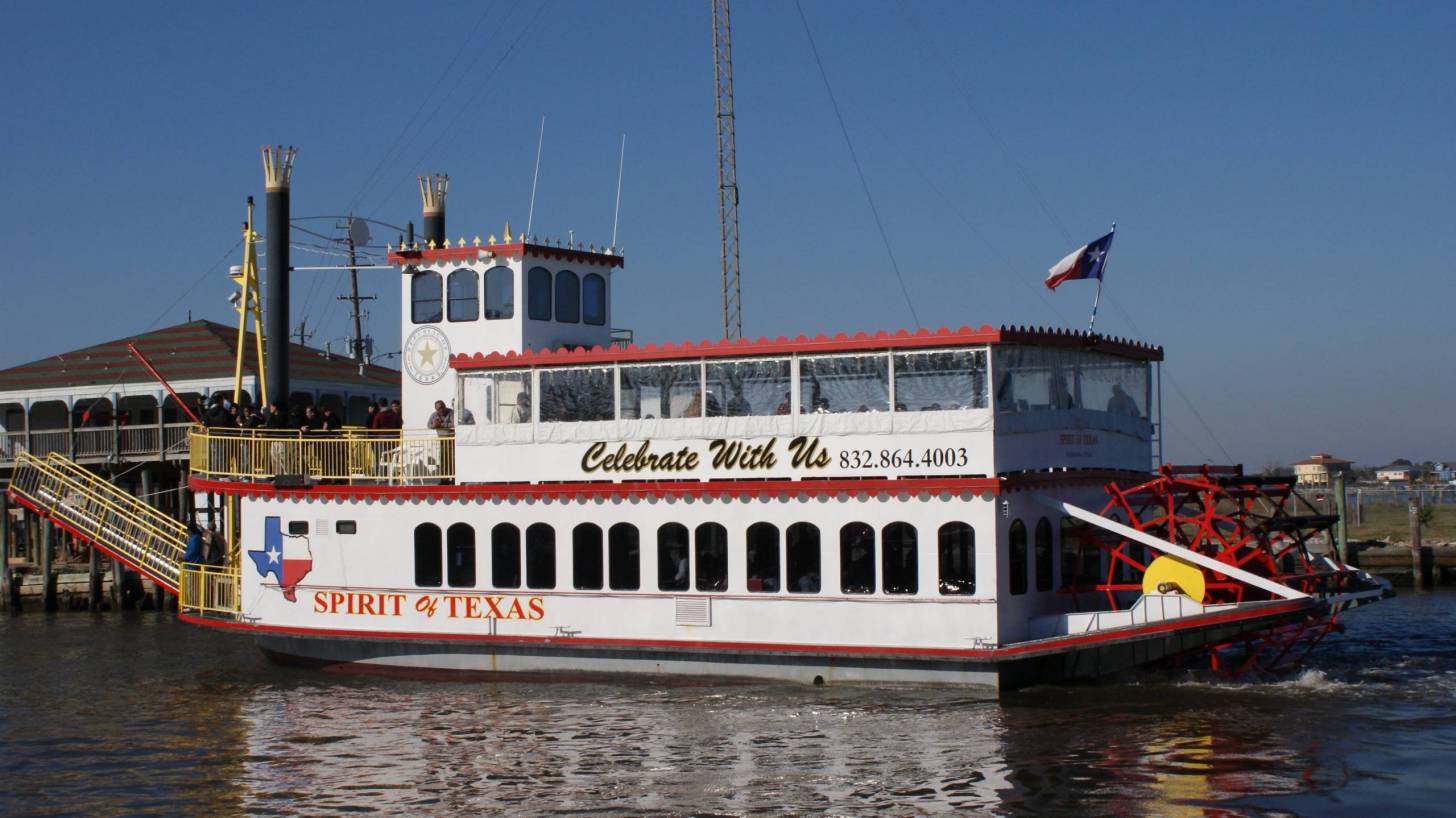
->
xmin=1088 ymin=222 xmax=1115 ymax=331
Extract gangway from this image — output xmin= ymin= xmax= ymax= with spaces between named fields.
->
xmin=5 ymin=451 xmax=239 ymax=614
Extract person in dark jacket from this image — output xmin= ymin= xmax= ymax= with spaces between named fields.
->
xmin=181 ymin=523 xmax=205 ymax=564
xmin=264 ymin=400 xmax=289 ymax=429
xmin=319 ymin=406 xmax=342 ymax=432
xmin=371 ymin=399 xmax=403 ymax=430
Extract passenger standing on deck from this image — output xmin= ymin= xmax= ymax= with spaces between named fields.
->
xmin=364 ymin=401 xmax=379 ymax=428
xmin=371 ymin=400 xmax=402 ymax=430
xmin=182 ymin=523 xmax=205 ymax=565
xmin=319 ymin=405 xmax=342 ymax=432
xmin=427 ymin=400 xmax=454 ymax=430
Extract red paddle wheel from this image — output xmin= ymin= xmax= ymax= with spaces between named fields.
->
xmin=1060 ymin=464 xmax=1376 ymax=677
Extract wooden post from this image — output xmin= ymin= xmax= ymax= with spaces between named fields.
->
xmin=1409 ymin=495 xmax=1426 ymax=590
xmin=109 ymin=471 xmax=124 ymax=610
xmin=41 ymin=519 xmax=56 ymax=612
xmin=140 ymin=467 xmax=163 ymax=610
xmin=1334 ymin=472 xmax=1351 ymax=565
xmin=88 ymin=541 xmax=101 ymax=610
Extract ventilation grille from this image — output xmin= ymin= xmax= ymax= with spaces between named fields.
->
xmin=674 ymin=596 xmax=711 ymax=627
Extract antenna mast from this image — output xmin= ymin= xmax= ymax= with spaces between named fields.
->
xmin=712 ymin=0 xmax=742 ymax=341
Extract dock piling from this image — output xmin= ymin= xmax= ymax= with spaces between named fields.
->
xmin=1409 ymin=495 xmax=1428 ymax=590
xmin=41 ymin=519 xmax=56 ymax=611
xmin=1 ymin=492 xmax=12 ymax=613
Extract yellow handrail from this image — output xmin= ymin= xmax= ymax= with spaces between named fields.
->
xmin=9 ymin=451 xmax=187 ymax=591
xmin=189 ymin=426 xmax=454 ymax=484
xmin=179 ymin=563 xmax=241 ymax=615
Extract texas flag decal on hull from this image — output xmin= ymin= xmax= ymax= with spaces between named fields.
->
xmin=249 ymin=516 xmax=313 ymax=602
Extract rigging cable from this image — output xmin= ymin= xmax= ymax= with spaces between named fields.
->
xmin=794 ymin=0 xmax=921 ymax=329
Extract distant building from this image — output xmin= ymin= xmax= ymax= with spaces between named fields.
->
xmin=1375 ymin=464 xmax=1416 ymax=484
xmin=1292 ymin=453 xmax=1352 ymax=487
xmin=1432 ymin=463 xmax=1453 ymax=483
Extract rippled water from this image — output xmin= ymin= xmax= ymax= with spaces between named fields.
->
xmin=2 ymin=592 xmax=1454 ymax=817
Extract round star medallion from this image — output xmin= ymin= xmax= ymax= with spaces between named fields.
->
xmin=403 ymin=326 xmax=451 ymax=385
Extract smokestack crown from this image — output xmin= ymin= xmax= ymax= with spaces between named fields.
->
xmin=262 ymin=145 xmax=297 ymax=192
xmin=418 ymin=174 xmax=449 ymax=215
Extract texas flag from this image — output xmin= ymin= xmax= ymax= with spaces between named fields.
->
xmin=248 ymin=516 xmax=313 ymax=602
xmin=1045 ymin=230 xmax=1115 ymax=290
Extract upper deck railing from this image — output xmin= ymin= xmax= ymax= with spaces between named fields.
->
xmin=189 ymin=427 xmax=454 ymax=484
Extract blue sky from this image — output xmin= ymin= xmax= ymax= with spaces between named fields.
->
xmin=1 ymin=0 xmax=1451 ymax=468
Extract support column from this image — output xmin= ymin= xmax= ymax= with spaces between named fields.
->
xmin=88 ymin=541 xmax=101 ymax=610
xmin=1410 ymin=495 xmax=1427 ymax=590
xmin=1334 ymin=472 xmax=1350 ymax=565
xmin=141 ymin=467 xmax=163 ymax=610
xmin=1 ymin=492 xmax=12 ymax=613
xmin=41 ymin=519 xmax=56 ymax=612
xmin=108 ymin=471 xmax=124 ymax=610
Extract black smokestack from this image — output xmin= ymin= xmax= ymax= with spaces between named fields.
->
xmin=263 ymin=145 xmax=296 ymax=405
xmin=419 ymin=174 xmax=448 ymax=246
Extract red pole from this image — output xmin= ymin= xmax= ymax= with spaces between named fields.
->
xmin=127 ymin=343 xmax=202 ymax=425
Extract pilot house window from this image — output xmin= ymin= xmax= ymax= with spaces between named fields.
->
xmin=411 ymin=271 xmax=443 ymax=324
xmin=447 ymin=268 xmax=478 ymax=322
xmin=484 ymin=266 xmax=514 ymax=320
xmin=583 ymin=273 xmax=606 ymax=325
xmin=555 ymin=270 xmax=580 ymax=323
xmin=527 ymin=267 xmax=552 ymax=320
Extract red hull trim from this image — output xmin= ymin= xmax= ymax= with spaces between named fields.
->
xmin=180 ymin=598 xmax=1311 ymax=662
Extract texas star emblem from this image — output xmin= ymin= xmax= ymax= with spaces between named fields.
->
xmin=403 ymin=325 xmax=450 ymax=385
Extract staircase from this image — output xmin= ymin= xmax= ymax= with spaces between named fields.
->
xmin=7 ymin=451 xmax=187 ymax=593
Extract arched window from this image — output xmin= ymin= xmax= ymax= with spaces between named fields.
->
xmin=882 ymin=522 xmax=917 ymax=595
xmin=526 ymin=523 xmax=556 ymax=589
xmin=410 ymin=271 xmax=443 ymax=324
xmin=840 ymin=522 xmax=875 ymax=594
xmin=447 ymin=268 xmax=479 ymax=322
xmin=609 ymin=523 xmax=640 ymax=591
xmin=582 ymin=273 xmax=606 ymax=325
xmin=938 ymin=522 xmax=975 ymax=595
xmin=573 ymin=523 xmax=603 ymax=590
xmin=1009 ymin=519 xmax=1028 ymax=595
xmin=786 ymin=523 xmax=821 ymax=593
xmin=414 ymin=523 xmax=442 ymax=587
xmin=1035 ymin=517 xmax=1053 ymax=592
xmin=657 ymin=523 xmax=689 ymax=591
xmin=492 ymin=523 xmax=521 ymax=589
xmin=446 ymin=523 xmax=476 ymax=587
xmin=527 ymin=267 xmax=552 ymax=321
xmin=695 ymin=522 xmax=728 ymax=592
xmin=1060 ymin=516 xmax=1080 ymax=589
xmin=555 ymin=270 xmax=580 ymax=323
xmin=746 ymin=522 xmax=780 ymax=592
xmin=484 ymin=266 xmax=514 ymax=320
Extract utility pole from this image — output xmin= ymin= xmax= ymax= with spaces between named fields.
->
xmin=713 ymin=0 xmax=742 ymax=341
xmin=337 ymin=215 xmax=376 ymax=364
xmin=292 ymin=319 xmax=314 ymax=347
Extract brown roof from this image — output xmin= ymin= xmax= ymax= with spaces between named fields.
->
xmin=0 ymin=320 xmax=398 ymax=393
xmin=1293 ymin=453 xmax=1352 ymax=466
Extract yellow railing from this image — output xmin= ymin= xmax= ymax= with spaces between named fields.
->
xmin=8 ymin=451 xmax=187 ymax=591
xmin=189 ymin=426 xmax=454 ymax=484
xmin=179 ymin=563 xmax=241 ymax=615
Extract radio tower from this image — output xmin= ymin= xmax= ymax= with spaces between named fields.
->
xmin=713 ymin=0 xmax=742 ymax=341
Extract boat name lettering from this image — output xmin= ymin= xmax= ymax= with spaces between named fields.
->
xmin=312 ymin=591 xmax=544 ymax=621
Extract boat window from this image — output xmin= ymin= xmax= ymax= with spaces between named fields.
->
xmin=620 ymin=363 xmax=702 ymax=419
xmin=287 ymin=521 xmax=309 ymax=535
xmin=335 ymin=521 xmax=357 ymax=535
xmin=414 ymin=523 xmax=442 ymax=587
xmin=695 ymin=523 xmax=729 ymax=592
xmin=839 ymin=522 xmax=876 ymax=594
xmin=540 ymin=367 xmax=614 ymax=422
xmin=881 ymin=522 xmax=917 ymax=595
xmin=583 ymin=273 xmax=606 ymax=326
xmin=491 ymin=523 xmax=521 ymax=589
xmin=1035 ymin=517 xmax=1054 ymax=592
xmin=1009 ymin=519 xmax=1028 ymax=595
xmin=705 ymin=358 xmax=791 ymax=417
xmin=555 ymin=270 xmax=580 ymax=323
xmin=483 ymin=265 xmax=514 ymax=320
xmin=526 ymin=523 xmax=556 ymax=589
xmin=447 ymin=522 xmax=476 ymax=588
xmin=893 ymin=349 xmax=987 ymax=411
xmin=573 ymin=523 xmax=604 ymax=590
xmin=800 ymin=354 xmax=889 ymax=414
xmin=411 ymin=270 xmax=443 ymax=324
xmin=447 ymin=268 xmax=479 ymax=322
xmin=786 ymin=523 xmax=821 ymax=593
xmin=608 ymin=523 xmax=640 ymax=591
xmin=938 ymin=522 xmax=975 ymax=595
xmin=1060 ymin=516 xmax=1081 ymax=589
xmin=993 ymin=346 xmax=1149 ymax=418
xmin=745 ymin=522 xmax=780 ymax=592
xmin=472 ymin=370 xmax=532 ymax=424
xmin=527 ymin=266 xmax=552 ymax=321
xmin=657 ymin=523 xmax=690 ymax=592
